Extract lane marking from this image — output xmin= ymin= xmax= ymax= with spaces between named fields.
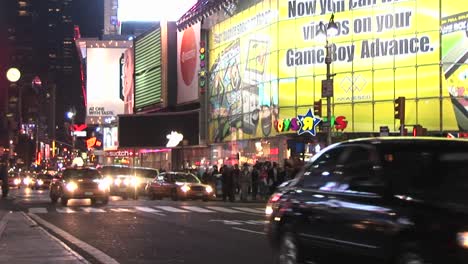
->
xmin=154 ymin=206 xmax=190 ymax=213
xmin=28 ymin=213 xmax=120 ymax=264
xmin=205 ymin=206 xmax=241 ymax=213
xmin=56 ymin=208 xmax=77 ymax=213
xmin=28 ymin=207 xmax=48 ymax=214
xmin=232 ymin=227 xmax=266 ymax=235
xmin=134 ymin=207 xmax=166 ymax=216
xmin=231 ymin=207 xmax=264 ymax=214
xmin=81 ymin=207 xmax=106 ymax=213
xmin=110 ymin=208 xmax=135 ymax=213
xmin=180 ymin=206 xmax=215 ymax=213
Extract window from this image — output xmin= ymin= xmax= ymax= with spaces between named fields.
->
xmin=302 ymin=147 xmax=346 ymax=189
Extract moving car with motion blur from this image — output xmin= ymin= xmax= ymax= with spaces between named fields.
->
xmin=8 ymin=172 xmax=22 ymax=188
xmin=31 ymin=173 xmax=54 ymax=190
xmin=98 ymin=165 xmax=158 ymax=200
xmin=266 ymin=137 xmax=468 ymax=264
xmin=146 ymin=172 xmax=215 ymax=201
xmin=50 ymin=167 xmax=110 ymax=206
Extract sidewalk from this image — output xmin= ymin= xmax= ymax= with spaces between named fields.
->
xmin=0 ymin=211 xmax=88 ymax=264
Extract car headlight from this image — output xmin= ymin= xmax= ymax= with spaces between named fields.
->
xmin=457 ymin=232 xmax=468 ymax=249
xmin=130 ymin=177 xmax=140 ymax=186
xmin=23 ymin=177 xmax=31 ymax=185
xmin=37 ymin=179 xmax=44 ymax=185
xmin=66 ymin=182 xmax=78 ymax=192
xmin=98 ymin=181 xmax=110 ymax=191
xmin=181 ymin=185 xmax=191 ymax=193
xmin=205 ymin=186 xmax=213 ymax=193
xmin=14 ymin=178 xmax=21 ymax=185
xmin=114 ymin=178 xmax=122 ymax=186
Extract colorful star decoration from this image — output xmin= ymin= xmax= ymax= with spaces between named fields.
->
xmin=297 ymin=108 xmax=322 ymax=136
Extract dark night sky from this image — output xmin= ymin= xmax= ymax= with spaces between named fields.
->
xmin=72 ymin=0 xmax=104 ymax=38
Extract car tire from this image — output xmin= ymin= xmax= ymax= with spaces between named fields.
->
xmin=150 ymin=192 xmax=157 ymax=200
xmin=171 ymin=190 xmax=178 ymax=201
xmin=396 ymin=243 xmax=428 ymax=264
xmin=277 ymin=232 xmax=301 ymax=264
xmin=61 ymin=198 xmax=68 ymax=206
xmin=122 ymin=193 xmax=128 ymax=200
xmin=90 ymin=198 xmax=97 ymax=205
xmin=101 ymin=197 xmax=109 ymax=205
xmin=202 ymin=197 xmax=208 ymax=202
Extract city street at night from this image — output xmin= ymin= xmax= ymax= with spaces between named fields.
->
xmin=0 ymin=187 xmax=273 ymax=264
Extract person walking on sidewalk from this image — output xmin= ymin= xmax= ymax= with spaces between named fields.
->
xmin=239 ymin=163 xmax=251 ymax=202
xmin=221 ymin=165 xmax=235 ymax=202
xmin=0 ymin=155 xmax=9 ymax=198
xmin=251 ymin=163 xmax=260 ymax=201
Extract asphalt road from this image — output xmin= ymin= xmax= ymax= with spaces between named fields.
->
xmin=4 ymin=187 xmax=275 ymax=264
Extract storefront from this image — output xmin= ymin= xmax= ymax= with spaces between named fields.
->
xmin=185 ymin=0 xmax=468 ymax=165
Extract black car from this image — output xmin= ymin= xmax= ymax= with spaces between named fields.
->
xmin=266 ymin=137 xmax=468 ymax=264
xmin=50 ymin=167 xmax=110 ymax=206
xmin=31 ymin=173 xmax=54 ymax=189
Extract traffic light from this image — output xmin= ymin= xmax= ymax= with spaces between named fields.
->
xmin=394 ymin=96 xmax=406 ymax=123
xmin=313 ymin=100 xmax=322 ymax=117
xmin=199 ymin=41 xmax=207 ymax=94
xmin=412 ymin=125 xmax=427 ymax=136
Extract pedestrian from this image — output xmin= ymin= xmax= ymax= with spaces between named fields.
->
xmin=251 ymin=163 xmax=260 ymax=201
xmin=0 ymin=155 xmax=9 ymax=198
xmin=231 ymin=164 xmax=240 ymax=195
xmin=267 ymin=162 xmax=279 ymax=195
xmin=239 ymin=163 xmax=251 ymax=202
xmin=259 ymin=163 xmax=269 ymax=200
xmin=221 ymin=165 xmax=235 ymax=202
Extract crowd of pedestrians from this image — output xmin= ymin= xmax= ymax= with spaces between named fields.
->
xmin=200 ymin=158 xmax=304 ymax=202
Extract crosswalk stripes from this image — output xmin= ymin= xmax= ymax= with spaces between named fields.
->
xmin=180 ymin=206 xmax=214 ymax=213
xmin=55 ymin=208 xmax=76 ymax=213
xmin=154 ymin=206 xmax=190 ymax=213
xmin=81 ymin=208 xmax=106 ymax=213
xmin=205 ymin=206 xmax=240 ymax=213
xmin=26 ymin=205 xmax=267 ymax=215
xmin=231 ymin=207 xmax=264 ymax=214
xmin=28 ymin=207 xmax=48 ymax=214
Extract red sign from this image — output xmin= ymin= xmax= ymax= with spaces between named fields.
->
xmin=180 ymin=27 xmax=197 ymax=86
xmin=71 ymin=124 xmax=87 ymax=132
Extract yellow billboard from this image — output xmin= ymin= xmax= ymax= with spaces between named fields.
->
xmin=208 ymin=0 xmax=464 ymax=143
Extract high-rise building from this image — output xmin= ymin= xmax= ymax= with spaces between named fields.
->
xmin=0 ymin=0 xmax=81 ymax=167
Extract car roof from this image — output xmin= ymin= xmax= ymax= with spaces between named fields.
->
xmin=337 ymin=137 xmax=468 ymax=148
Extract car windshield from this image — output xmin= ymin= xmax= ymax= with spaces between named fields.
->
xmin=63 ymin=169 xmax=101 ymax=180
xmin=173 ymin=173 xmax=200 ymax=183
xmin=36 ymin=174 xmax=53 ymax=179
xmin=99 ymin=167 xmax=132 ymax=176
xmin=133 ymin=168 xmax=158 ymax=179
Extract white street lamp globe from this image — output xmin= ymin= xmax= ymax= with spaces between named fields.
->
xmin=6 ymin=68 xmax=21 ymax=82
xmin=67 ymin=112 xmax=74 ymax=119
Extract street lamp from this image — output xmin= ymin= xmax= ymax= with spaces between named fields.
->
xmin=316 ymin=14 xmax=338 ymax=146
xmin=67 ymin=110 xmax=76 ymax=153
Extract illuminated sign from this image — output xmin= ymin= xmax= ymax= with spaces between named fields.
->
xmin=275 ymin=113 xmax=348 ymax=134
xmin=166 ymin=131 xmax=184 ymax=147
xmin=274 ymin=109 xmax=322 ymax=136
xmin=105 ymin=150 xmax=136 ymax=157
xmin=207 ymin=0 xmax=464 ymax=142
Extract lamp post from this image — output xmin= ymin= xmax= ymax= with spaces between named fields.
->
xmin=6 ymin=68 xmax=21 ymax=159
xmin=67 ymin=110 xmax=76 ymax=154
xmin=316 ymin=14 xmax=338 ymax=146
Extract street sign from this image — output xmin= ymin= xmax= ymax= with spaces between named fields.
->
xmin=321 ymin=79 xmax=334 ymax=97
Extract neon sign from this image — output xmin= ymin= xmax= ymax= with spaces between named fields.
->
xmin=275 ymin=110 xmax=348 ymax=135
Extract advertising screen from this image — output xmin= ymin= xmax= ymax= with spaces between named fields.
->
xmin=177 ymin=23 xmax=200 ymax=104
xmin=103 ymin=127 xmax=119 ymax=151
xmin=118 ymin=0 xmax=197 ymax=22
xmin=120 ymin=48 xmax=134 ymax=114
xmin=86 ymin=48 xmax=127 ymax=124
xmin=207 ymin=0 xmax=464 ymax=143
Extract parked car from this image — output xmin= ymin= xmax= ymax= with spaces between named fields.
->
xmin=50 ymin=167 xmax=110 ymax=206
xmin=266 ymin=137 xmax=468 ymax=264
xmin=31 ymin=173 xmax=54 ymax=190
xmin=98 ymin=165 xmax=158 ymax=199
xmin=146 ymin=172 xmax=215 ymax=201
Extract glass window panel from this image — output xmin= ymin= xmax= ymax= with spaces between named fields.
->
xmin=442 ymin=98 xmax=465 ymax=131
xmin=417 ymin=64 xmax=440 ymax=98
xmin=417 ymin=99 xmax=440 ymax=130
xmin=374 ymin=69 xmax=395 ymax=101
xmin=395 ymin=66 xmax=417 ymax=99
xmin=278 ymin=78 xmax=296 ymax=107
xmin=297 ymin=77 xmax=314 ymax=107
xmin=353 ymin=103 xmax=373 ymax=132
xmin=374 ymin=101 xmax=396 ymax=132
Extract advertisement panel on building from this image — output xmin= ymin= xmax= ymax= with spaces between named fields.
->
xmin=120 ymin=48 xmax=134 ymax=114
xmin=103 ymin=127 xmax=118 ymax=151
xmin=86 ymin=48 xmax=127 ymax=124
xmin=177 ymin=23 xmax=201 ymax=104
xmin=207 ymin=0 xmax=466 ymax=143
xmin=118 ymin=0 xmax=197 ymax=22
